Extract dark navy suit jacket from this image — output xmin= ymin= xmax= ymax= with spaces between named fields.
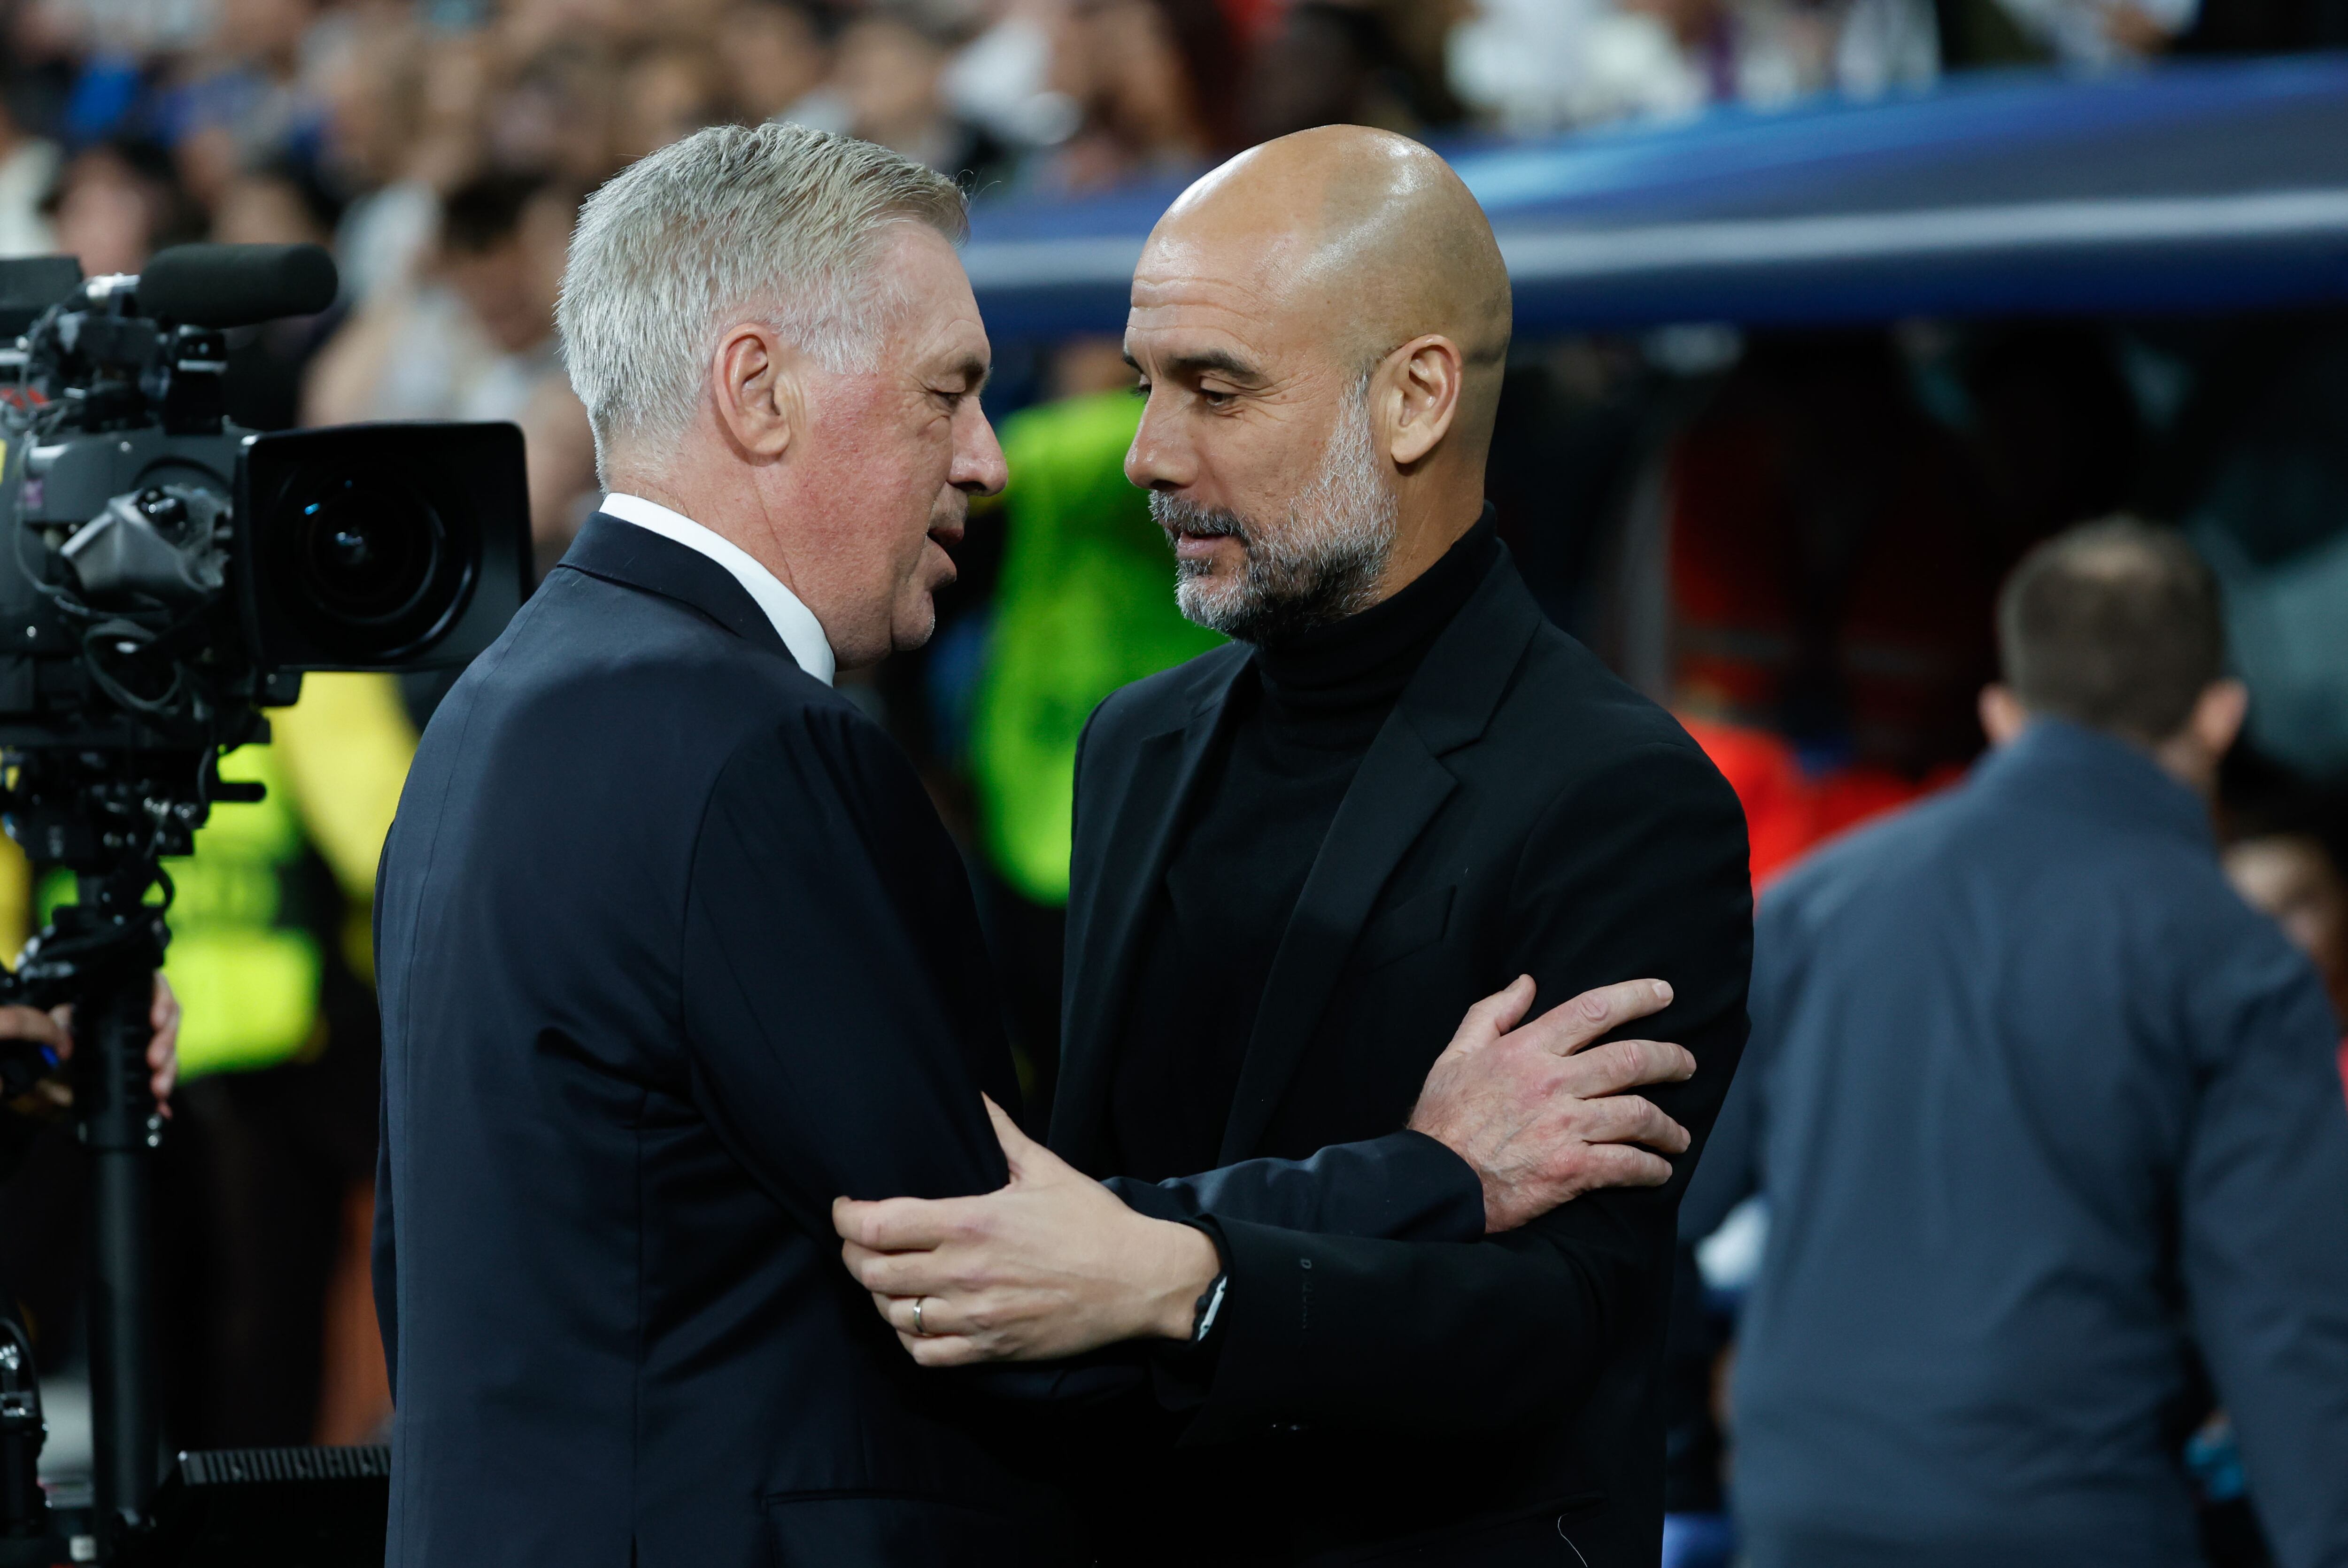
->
xmin=1684 ymin=720 xmax=2348 ymax=1568
xmin=371 ymin=515 xmax=1498 ymax=1568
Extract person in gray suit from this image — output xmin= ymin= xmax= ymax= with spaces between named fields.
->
xmin=1684 ymin=518 xmax=2348 ymax=1568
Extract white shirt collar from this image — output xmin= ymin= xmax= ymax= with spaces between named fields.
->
xmin=597 ymin=492 xmax=836 ymax=687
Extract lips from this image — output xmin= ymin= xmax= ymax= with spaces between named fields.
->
xmin=1151 ymin=495 xmax=1252 ymax=566
xmin=1171 ymin=531 xmax=1232 ymax=561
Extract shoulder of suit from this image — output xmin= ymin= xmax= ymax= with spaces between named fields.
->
xmin=1499 ymin=622 xmax=1724 ymax=782
xmin=466 ymin=562 xmax=871 ymax=753
xmin=1089 ymin=641 xmax=1250 ymax=743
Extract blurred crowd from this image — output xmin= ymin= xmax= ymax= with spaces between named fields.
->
xmin=6 ymin=0 xmax=2348 ymax=586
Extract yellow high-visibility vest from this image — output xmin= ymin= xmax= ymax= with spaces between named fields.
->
xmin=23 ymin=673 xmax=416 ymax=1079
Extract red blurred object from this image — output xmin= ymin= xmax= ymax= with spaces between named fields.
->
xmin=1680 ymin=715 xmax=1961 ymax=889
xmin=1214 ymin=0 xmax=1286 ymax=47
xmin=1662 ymin=344 xmax=2002 ymax=780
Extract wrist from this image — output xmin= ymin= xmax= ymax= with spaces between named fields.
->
xmin=1139 ymin=1218 xmax=1221 ymax=1342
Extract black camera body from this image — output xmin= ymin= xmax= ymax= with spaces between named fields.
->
xmin=0 ymin=243 xmax=532 ymax=1560
xmin=0 ymin=243 xmax=530 ymax=763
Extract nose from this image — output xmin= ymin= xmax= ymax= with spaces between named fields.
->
xmin=952 ymin=399 xmax=1008 ymax=499
xmin=1124 ymin=390 xmax=1193 ymax=494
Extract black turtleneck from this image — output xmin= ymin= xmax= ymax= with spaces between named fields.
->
xmin=1107 ymin=510 xmax=1501 ymax=1182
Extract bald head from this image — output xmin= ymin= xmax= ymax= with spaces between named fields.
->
xmin=1150 ymin=126 xmax=1511 ymax=416
xmin=1124 ymin=128 xmax=1513 ymax=642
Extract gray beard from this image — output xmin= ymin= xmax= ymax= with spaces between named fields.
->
xmin=1154 ymin=392 xmax=1399 ymax=645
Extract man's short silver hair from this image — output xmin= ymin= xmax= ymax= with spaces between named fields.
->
xmin=558 ymin=122 xmax=967 ymax=480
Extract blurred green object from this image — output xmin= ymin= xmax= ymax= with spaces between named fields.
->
xmin=970 ymin=389 xmax=1222 ymax=906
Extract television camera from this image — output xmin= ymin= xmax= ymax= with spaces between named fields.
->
xmin=0 ymin=242 xmax=530 ymax=1563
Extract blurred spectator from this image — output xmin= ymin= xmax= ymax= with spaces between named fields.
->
xmin=718 ymin=0 xmax=849 ymax=130
xmin=1686 ymin=520 xmax=2348 ymax=1568
xmin=941 ymin=0 xmax=1075 ymax=150
xmin=2223 ymin=772 xmax=2348 ymax=1033
xmin=211 ymin=155 xmax=344 ymax=430
xmin=40 ymin=134 xmax=202 ymax=275
xmin=0 ymin=80 xmax=60 ymax=256
xmin=1992 ymin=0 xmax=2197 ymax=64
xmin=486 ymin=42 xmax=620 ymax=187
xmin=1242 ymin=0 xmax=1468 ymax=143
xmin=2226 ymin=829 xmax=2348 ymax=1023
xmin=311 ymin=16 xmax=436 ymax=303
xmin=612 ymin=43 xmax=726 ymax=166
xmin=156 ymin=0 xmax=322 ymax=212
xmin=1025 ymin=0 xmax=1229 ymax=193
xmin=834 ymin=2 xmax=1009 ymax=185
xmin=1450 ymin=0 xmax=1938 ymax=128
xmin=306 ymin=171 xmax=596 ymax=571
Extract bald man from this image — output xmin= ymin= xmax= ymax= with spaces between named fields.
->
xmin=837 ymin=129 xmax=1752 ymax=1564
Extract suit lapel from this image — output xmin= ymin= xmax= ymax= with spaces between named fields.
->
xmin=1216 ymin=553 xmax=1548 ymax=1163
xmin=1053 ymin=656 xmax=1246 ymax=1170
xmin=1217 ymin=723 xmax=1457 ymax=1162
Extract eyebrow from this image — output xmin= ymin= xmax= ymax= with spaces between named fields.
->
xmin=943 ymin=353 xmax=990 ymax=394
xmin=1123 ymin=347 xmax=1263 ymax=385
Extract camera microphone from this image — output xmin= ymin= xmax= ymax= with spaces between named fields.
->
xmin=137 ymin=243 xmax=339 ymax=328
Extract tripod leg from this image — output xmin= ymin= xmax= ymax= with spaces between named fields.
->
xmin=77 ymin=976 xmax=159 ymax=1534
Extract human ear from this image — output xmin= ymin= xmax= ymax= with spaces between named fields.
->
xmin=1383 ymin=335 xmax=1464 ymax=468
xmin=709 ymin=322 xmax=795 ymax=463
xmin=2192 ymin=678 xmax=2249 ymax=758
xmin=1978 ymin=684 xmax=2030 ymax=747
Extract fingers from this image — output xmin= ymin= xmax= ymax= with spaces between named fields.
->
xmin=842 ymin=1241 xmax=957 ymax=1298
xmin=0 ymin=1005 xmax=69 ymax=1058
xmin=1447 ymin=975 xmax=1536 ymax=1058
xmin=1559 ymin=1037 xmax=1696 ymax=1097
xmin=831 ymin=1194 xmax=965 ymax=1251
xmin=1569 ymin=1144 xmax=1676 ymax=1191
xmin=1520 ymin=979 xmax=1674 ymax=1058
xmin=149 ymin=976 xmax=181 ymax=1108
xmin=899 ymin=1331 xmax=982 ymax=1367
xmin=870 ymin=1291 xmax=991 ymax=1367
xmin=981 ymin=1095 xmax=1039 ymax=1178
xmin=1576 ymin=1093 xmax=1691 ymax=1155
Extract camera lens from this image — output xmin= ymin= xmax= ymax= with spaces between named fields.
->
xmin=257 ymin=463 xmax=472 ymax=664
xmin=295 ymin=483 xmax=435 ymax=625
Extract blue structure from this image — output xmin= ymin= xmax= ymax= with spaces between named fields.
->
xmin=963 ymin=54 xmax=2348 ymax=337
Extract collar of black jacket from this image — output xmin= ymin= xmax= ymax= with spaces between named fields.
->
xmin=554 ymin=511 xmax=792 ymax=661
xmin=1972 ymin=716 xmax=2215 ymax=848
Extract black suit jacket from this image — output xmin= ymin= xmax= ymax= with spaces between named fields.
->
xmin=1053 ymin=549 xmax=1754 ymax=1565
xmin=372 ymin=515 xmax=1077 ymax=1568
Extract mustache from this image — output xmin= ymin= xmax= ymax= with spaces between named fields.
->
xmin=1150 ymin=493 xmax=1252 ymax=545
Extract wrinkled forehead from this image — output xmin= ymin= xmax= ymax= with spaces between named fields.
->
xmin=1125 ymin=219 xmax=1356 ymax=377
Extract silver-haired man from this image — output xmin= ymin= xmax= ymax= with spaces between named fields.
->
xmin=373 ymin=123 xmax=1695 ymax=1567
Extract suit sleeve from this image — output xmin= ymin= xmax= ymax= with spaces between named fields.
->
xmin=2180 ymin=938 xmax=2348 ymax=1568
xmin=1072 ymin=698 xmax=1487 ymax=1246
xmin=1184 ymin=742 xmax=1753 ymax=1440
xmin=1103 ymin=1134 xmax=1484 ymax=1243
xmin=678 ymin=707 xmax=1015 ymax=1232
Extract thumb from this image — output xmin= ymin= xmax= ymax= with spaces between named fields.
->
xmin=1457 ymin=975 xmax=1537 ymax=1055
xmin=981 ymin=1094 xmax=1040 ymax=1182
